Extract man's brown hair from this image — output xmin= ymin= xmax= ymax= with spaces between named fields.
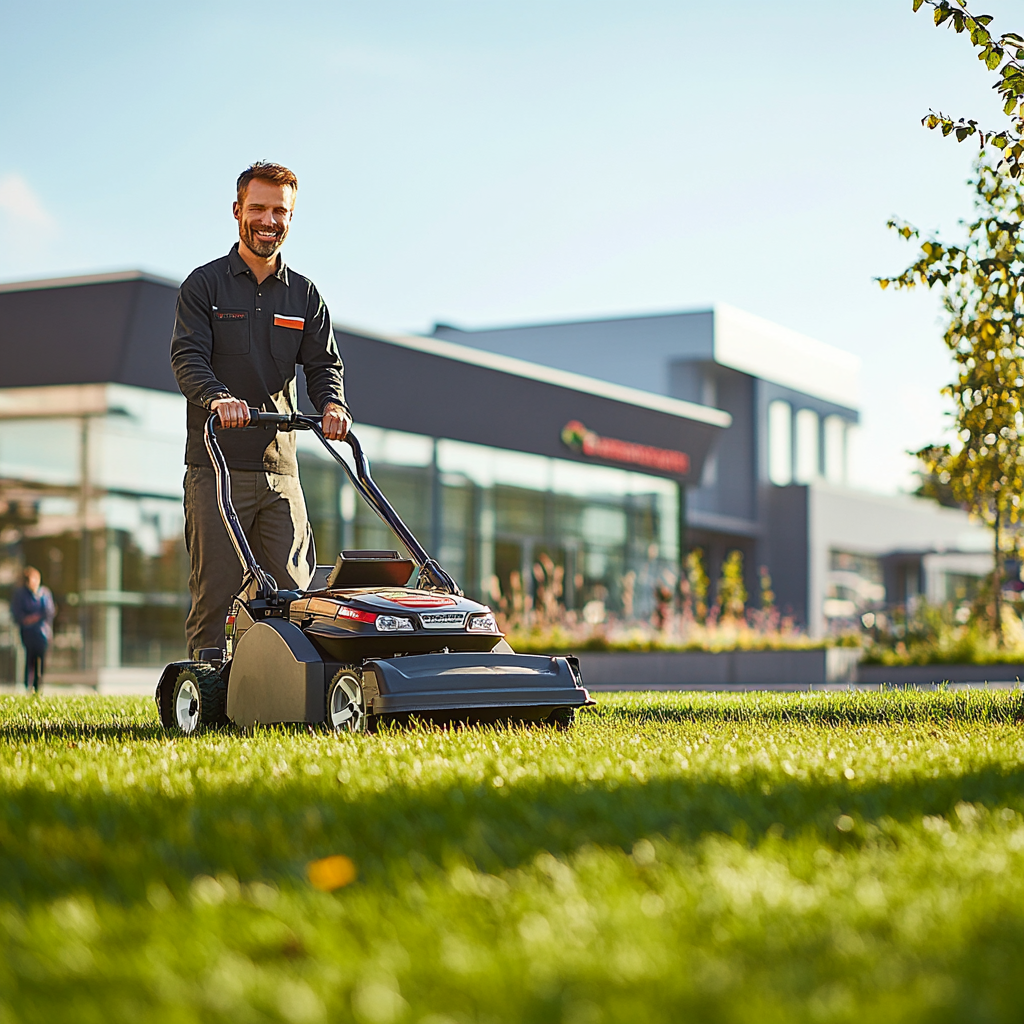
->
xmin=236 ymin=162 xmax=298 ymax=204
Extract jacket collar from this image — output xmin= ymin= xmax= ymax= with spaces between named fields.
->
xmin=228 ymin=242 xmax=290 ymax=285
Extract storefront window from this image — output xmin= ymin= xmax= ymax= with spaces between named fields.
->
xmin=296 ymin=427 xmax=680 ymax=619
xmin=0 ymin=385 xmax=190 ymax=677
xmin=0 ymin=386 xmax=685 ymax=681
xmin=824 ymin=549 xmax=885 ymax=623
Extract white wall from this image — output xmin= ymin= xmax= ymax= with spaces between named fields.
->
xmin=807 ymin=482 xmax=990 ymax=636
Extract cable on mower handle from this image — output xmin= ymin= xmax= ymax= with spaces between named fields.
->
xmin=203 ymin=409 xmax=462 ymax=596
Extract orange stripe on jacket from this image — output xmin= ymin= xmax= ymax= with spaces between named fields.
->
xmin=274 ymin=314 xmax=305 ymax=330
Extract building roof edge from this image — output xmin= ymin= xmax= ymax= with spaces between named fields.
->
xmin=430 ymin=305 xmax=714 ymax=336
xmin=0 ymin=269 xmax=181 ymax=294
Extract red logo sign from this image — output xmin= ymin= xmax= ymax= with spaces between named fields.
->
xmin=561 ymin=421 xmax=690 ymax=476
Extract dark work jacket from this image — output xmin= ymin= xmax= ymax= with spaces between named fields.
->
xmin=170 ymin=243 xmax=348 ymax=474
xmin=10 ymin=585 xmax=55 ymax=645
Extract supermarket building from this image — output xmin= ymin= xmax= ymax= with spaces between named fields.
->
xmin=0 ymin=273 xmax=989 ymax=685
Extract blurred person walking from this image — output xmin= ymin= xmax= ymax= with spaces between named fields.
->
xmin=10 ymin=566 xmax=55 ymax=693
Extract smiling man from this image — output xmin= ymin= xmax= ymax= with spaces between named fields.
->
xmin=170 ymin=161 xmax=352 ymax=659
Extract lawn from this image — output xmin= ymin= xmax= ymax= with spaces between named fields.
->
xmin=1 ymin=690 xmax=1023 ymax=1024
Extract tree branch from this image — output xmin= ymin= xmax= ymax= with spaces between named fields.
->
xmin=915 ymin=0 xmax=1024 ymax=175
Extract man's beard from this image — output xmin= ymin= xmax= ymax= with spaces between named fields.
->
xmin=241 ymin=220 xmax=288 ymax=258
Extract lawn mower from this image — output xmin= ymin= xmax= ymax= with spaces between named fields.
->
xmin=156 ymin=409 xmax=593 ymax=734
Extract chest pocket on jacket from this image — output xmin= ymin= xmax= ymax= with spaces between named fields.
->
xmin=212 ymin=309 xmax=250 ymax=355
xmin=272 ymin=314 xmax=304 ymax=370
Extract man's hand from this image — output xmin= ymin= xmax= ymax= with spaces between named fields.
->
xmin=211 ymin=396 xmax=251 ymax=429
xmin=322 ymin=402 xmax=352 ymax=441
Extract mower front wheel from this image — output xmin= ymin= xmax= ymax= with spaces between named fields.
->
xmin=326 ymin=667 xmax=368 ymax=733
xmin=547 ymin=707 xmax=576 ymax=729
xmin=160 ymin=665 xmax=228 ymax=735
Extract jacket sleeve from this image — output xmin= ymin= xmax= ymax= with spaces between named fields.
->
xmin=298 ymin=287 xmax=348 ymax=414
xmin=9 ymin=588 xmax=26 ymax=626
xmin=170 ymin=272 xmax=233 ymax=408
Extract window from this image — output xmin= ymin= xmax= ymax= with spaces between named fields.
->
xmin=768 ymin=400 xmax=792 ymax=485
xmin=297 ymin=428 xmax=680 ymax=620
xmin=794 ymin=408 xmax=819 ymax=483
xmin=823 ymin=415 xmax=846 ymax=484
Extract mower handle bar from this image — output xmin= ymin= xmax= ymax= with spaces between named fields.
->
xmin=203 ymin=410 xmax=461 ymax=597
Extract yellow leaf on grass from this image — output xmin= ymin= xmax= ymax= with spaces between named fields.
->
xmin=307 ymin=855 xmax=357 ymax=891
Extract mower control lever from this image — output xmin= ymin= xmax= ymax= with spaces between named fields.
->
xmin=246 ymin=409 xmax=307 ymax=428
xmin=205 ymin=410 xmax=463 ymax=597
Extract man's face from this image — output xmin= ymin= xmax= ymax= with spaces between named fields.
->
xmin=25 ymin=570 xmax=40 ymax=591
xmin=233 ymin=180 xmax=295 ymax=259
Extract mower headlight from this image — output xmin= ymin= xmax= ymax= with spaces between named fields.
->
xmin=376 ymin=614 xmax=414 ymax=632
xmin=466 ymin=612 xmax=498 ymax=633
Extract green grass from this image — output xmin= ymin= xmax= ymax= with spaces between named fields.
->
xmin=2 ymin=691 xmax=1024 ymax=1024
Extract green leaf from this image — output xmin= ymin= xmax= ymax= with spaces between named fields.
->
xmin=912 ymin=0 xmax=924 ymax=10
xmin=987 ymin=47 xmax=1004 ymax=71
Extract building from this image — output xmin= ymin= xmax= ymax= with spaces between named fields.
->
xmin=432 ymin=305 xmax=992 ymax=634
xmin=0 ymin=273 xmax=727 ymax=686
xmin=0 ymin=272 xmax=993 ymax=686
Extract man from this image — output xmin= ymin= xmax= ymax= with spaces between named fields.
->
xmin=171 ymin=162 xmax=352 ymax=658
xmin=10 ymin=566 xmax=55 ymax=693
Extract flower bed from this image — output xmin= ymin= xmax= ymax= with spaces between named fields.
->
xmin=505 ymin=621 xmax=836 ymax=655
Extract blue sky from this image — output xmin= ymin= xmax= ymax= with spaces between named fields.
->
xmin=0 ymin=0 xmax=1017 ymax=491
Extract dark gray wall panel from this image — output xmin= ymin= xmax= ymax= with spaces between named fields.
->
xmin=765 ymin=484 xmax=809 ymax=626
xmin=119 ymin=281 xmax=181 ymax=392
xmin=328 ymin=331 xmax=723 ymax=481
xmin=682 ymin=365 xmax=755 ymax=521
xmin=0 ymin=278 xmax=180 ymax=393
xmin=432 ymin=311 xmax=715 ymax=396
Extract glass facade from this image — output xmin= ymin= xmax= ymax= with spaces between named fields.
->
xmin=0 ymin=385 xmax=189 ymax=679
xmin=0 ymin=385 xmax=682 ymax=680
xmin=296 ymin=426 xmax=681 ymax=621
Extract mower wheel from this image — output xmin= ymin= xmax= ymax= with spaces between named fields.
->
xmin=326 ymin=666 xmax=367 ymax=733
xmin=163 ymin=665 xmax=228 ymax=735
xmin=547 ymin=707 xmax=576 ymax=729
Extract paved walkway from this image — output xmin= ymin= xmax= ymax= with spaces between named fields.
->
xmin=2 ymin=680 xmax=1019 ymax=698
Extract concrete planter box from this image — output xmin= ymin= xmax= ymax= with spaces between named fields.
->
xmin=856 ymin=663 xmax=1024 ymax=686
xmin=578 ymin=647 xmax=863 ymax=691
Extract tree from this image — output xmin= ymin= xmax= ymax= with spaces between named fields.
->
xmin=881 ymin=156 xmax=1024 ymax=639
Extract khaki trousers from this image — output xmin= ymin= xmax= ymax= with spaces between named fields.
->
xmin=183 ymin=466 xmax=315 ymax=657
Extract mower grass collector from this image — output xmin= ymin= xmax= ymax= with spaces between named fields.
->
xmin=157 ymin=410 xmax=593 ymax=734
